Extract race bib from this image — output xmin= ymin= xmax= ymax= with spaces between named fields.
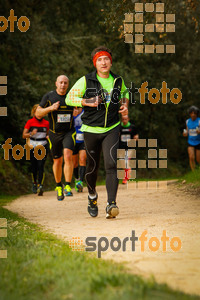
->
xmin=189 ymin=129 xmax=197 ymax=136
xmin=104 ymin=92 xmax=111 ymax=103
xmin=57 ymin=114 xmax=71 ymax=123
xmin=121 ymin=134 xmax=131 ymax=142
xmin=76 ymin=133 xmax=84 ymax=141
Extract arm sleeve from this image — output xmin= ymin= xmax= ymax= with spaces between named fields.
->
xmin=24 ymin=119 xmax=31 ymax=130
xmin=39 ymin=93 xmax=50 ymax=108
xmin=119 ymin=78 xmax=129 ymax=100
xmin=131 ymin=124 xmax=138 ymax=136
xmin=65 ymin=76 xmax=86 ymax=107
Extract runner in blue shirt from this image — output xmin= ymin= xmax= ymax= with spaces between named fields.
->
xmin=73 ymin=108 xmax=86 ymax=192
xmin=183 ymin=106 xmax=200 ymax=170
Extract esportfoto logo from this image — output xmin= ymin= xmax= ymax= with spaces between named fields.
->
xmin=124 ymin=2 xmax=175 ymax=53
xmin=0 ymin=9 xmax=30 ymax=33
xmin=69 ymin=230 xmax=182 ymax=258
xmin=117 ymin=138 xmax=167 ymax=182
xmin=0 ymin=218 xmax=7 ymax=259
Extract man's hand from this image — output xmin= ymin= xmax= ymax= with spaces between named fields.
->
xmin=73 ymin=107 xmax=82 ymax=117
xmin=31 ymin=129 xmax=38 ymax=136
xmin=51 ymin=101 xmax=60 ymax=111
xmin=196 ymin=127 xmax=200 ymax=134
xmin=133 ymin=134 xmax=139 ymax=141
xmin=82 ymin=96 xmax=102 ymax=107
xmin=119 ymin=104 xmax=128 ymax=116
xmin=183 ymin=129 xmax=188 ymax=137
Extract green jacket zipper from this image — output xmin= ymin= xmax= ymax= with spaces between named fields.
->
xmin=103 ymin=76 xmax=121 ymax=127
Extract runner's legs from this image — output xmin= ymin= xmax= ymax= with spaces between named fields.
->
xmin=84 ymin=132 xmax=102 ymax=195
xmin=188 ymin=146 xmax=195 ymax=170
xmin=102 ymin=125 xmax=120 ymax=204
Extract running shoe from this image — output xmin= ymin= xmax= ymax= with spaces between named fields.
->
xmin=75 ymin=179 xmax=79 ymax=192
xmin=88 ymin=193 xmax=98 ymax=217
xmin=32 ymin=183 xmax=37 ymax=194
xmin=55 ymin=186 xmax=64 ymax=201
xmin=76 ymin=180 xmax=83 ymax=193
xmin=122 ymin=178 xmax=127 ymax=184
xmin=64 ymin=185 xmax=73 ymax=196
xmin=37 ymin=185 xmax=43 ymax=196
xmin=106 ymin=202 xmax=119 ymax=219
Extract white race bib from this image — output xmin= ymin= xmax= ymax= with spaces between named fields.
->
xmin=121 ymin=134 xmax=131 ymax=142
xmin=76 ymin=133 xmax=84 ymax=141
xmin=189 ymin=129 xmax=197 ymax=136
xmin=57 ymin=114 xmax=71 ymax=123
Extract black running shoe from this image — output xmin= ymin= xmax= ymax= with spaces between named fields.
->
xmin=88 ymin=193 xmax=98 ymax=217
xmin=106 ymin=202 xmax=119 ymax=219
xmin=37 ymin=185 xmax=43 ymax=196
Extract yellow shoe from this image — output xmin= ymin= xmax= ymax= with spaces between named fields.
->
xmin=55 ymin=186 xmax=64 ymax=201
xmin=64 ymin=185 xmax=73 ymax=196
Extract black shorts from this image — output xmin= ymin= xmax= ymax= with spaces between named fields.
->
xmin=188 ymin=143 xmax=200 ymax=150
xmin=73 ymin=142 xmax=85 ymax=155
xmin=48 ymin=129 xmax=76 ymax=159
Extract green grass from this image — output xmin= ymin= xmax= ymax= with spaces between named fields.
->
xmin=0 ymin=195 xmax=17 ymax=206
xmin=0 ymin=196 xmax=199 ymax=300
xmin=180 ymin=168 xmax=200 ymax=186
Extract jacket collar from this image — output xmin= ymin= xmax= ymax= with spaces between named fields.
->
xmin=87 ymin=70 xmax=120 ymax=81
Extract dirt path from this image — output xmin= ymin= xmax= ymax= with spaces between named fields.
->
xmin=5 ymin=182 xmax=200 ymax=296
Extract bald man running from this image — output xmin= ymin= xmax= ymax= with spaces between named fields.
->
xmin=36 ymin=75 xmax=75 ymax=200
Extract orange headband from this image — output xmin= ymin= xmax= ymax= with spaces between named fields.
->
xmin=93 ymin=51 xmax=112 ymax=67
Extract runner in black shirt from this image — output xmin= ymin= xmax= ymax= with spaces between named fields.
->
xmin=36 ymin=75 xmax=75 ymax=200
xmin=39 ymin=90 xmax=74 ymax=133
xmin=119 ymin=115 xmax=138 ymax=149
xmin=66 ymin=46 xmax=129 ymax=219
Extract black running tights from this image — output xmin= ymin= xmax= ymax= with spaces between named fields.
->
xmin=30 ymin=145 xmax=48 ymax=185
xmin=84 ymin=125 xmax=120 ymax=204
